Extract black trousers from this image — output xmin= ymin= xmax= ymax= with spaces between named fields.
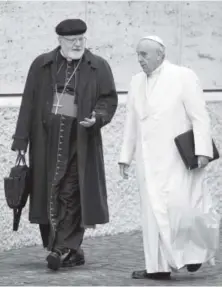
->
xmin=40 ymin=155 xmax=85 ymax=253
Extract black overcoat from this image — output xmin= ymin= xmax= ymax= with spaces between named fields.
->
xmin=11 ymin=47 xmax=118 ymax=226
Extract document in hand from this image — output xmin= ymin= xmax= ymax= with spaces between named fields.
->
xmin=174 ymin=129 xmax=219 ymax=170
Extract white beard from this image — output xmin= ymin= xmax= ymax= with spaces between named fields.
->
xmin=61 ymin=48 xmax=85 ymax=61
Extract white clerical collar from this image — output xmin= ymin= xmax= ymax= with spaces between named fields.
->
xmin=149 ymin=60 xmax=166 ymax=77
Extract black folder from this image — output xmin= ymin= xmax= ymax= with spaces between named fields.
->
xmin=174 ymin=129 xmax=219 ymax=170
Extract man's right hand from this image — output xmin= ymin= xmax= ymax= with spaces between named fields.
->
xmin=119 ymin=163 xmax=129 ymax=179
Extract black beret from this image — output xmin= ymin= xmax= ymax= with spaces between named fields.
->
xmin=55 ymin=19 xmax=87 ymax=36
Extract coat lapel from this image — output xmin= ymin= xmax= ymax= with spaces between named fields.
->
xmin=76 ymin=59 xmax=91 ymax=103
xmin=48 ymin=54 xmax=57 ymax=112
xmin=76 ymin=51 xmax=97 ymax=121
xmin=137 ymin=73 xmax=150 ymax=120
xmin=41 ymin=47 xmax=59 ymax=123
xmin=135 ymin=61 xmax=169 ymax=120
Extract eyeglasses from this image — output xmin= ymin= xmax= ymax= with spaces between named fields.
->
xmin=62 ymin=36 xmax=86 ymax=46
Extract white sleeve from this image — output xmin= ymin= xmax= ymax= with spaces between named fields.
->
xmin=182 ymin=68 xmax=213 ymax=158
xmin=119 ymin=79 xmax=137 ymax=165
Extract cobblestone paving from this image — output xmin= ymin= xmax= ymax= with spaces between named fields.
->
xmin=0 ymin=229 xmax=221 ymax=286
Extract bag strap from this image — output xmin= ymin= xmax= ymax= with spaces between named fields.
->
xmin=15 ymin=151 xmax=26 ymax=166
xmin=13 ymin=208 xmax=22 ymax=231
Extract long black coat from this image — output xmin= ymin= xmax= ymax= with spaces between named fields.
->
xmin=11 ymin=47 xmax=118 ymax=226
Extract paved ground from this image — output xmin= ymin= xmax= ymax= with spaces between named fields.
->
xmin=0 ymin=229 xmax=221 ymax=286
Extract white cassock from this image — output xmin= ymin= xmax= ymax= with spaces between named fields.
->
xmin=119 ymin=60 xmax=221 ymax=273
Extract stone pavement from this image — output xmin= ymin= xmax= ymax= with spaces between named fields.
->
xmin=0 ymin=229 xmax=221 ymax=286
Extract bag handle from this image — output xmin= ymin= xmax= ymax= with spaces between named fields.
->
xmin=15 ymin=151 xmax=26 ymax=166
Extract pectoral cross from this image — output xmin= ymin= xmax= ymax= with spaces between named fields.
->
xmin=53 ymin=100 xmax=63 ymax=114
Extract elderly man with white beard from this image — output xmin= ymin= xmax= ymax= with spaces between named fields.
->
xmin=11 ymin=19 xmax=118 ymax=271
xmin=119 ymin=36 xmax=220 ymax=280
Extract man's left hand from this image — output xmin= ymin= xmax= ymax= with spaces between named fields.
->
xmin=198 ymin=155 xmax=209 ymax=168
xmin=79 ymin=111 xmax=96 ymax=128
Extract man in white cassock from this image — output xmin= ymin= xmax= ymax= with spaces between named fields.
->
xmin=119 ymin=36 xmax=220 ymax=280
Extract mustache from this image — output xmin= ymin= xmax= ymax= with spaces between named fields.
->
xmin=70 ymin=48 xmax=84 ymax=52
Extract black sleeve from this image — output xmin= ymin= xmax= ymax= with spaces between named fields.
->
xmin=92 ymin=59 xmax=118 ymax=130
xmin=11 ymin=58 xmax=39 ymax=152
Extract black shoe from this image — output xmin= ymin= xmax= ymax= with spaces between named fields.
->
xmin=187 ymin=263 xmax=202 ymax=272
xmin=46 ymin=250 xmax=62 ymax=271
xmin=132 ymin=270 xmax=171 ymax=280
xmin=61 ymin=248 xmax=85 ymax=268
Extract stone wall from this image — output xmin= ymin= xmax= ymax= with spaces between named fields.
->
xmin=0 ymin=1 xmax=222 ymax=93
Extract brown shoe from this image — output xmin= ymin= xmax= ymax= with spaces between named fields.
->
xmin=187 ymin=263 xmax=202 ymax=272
xmin=61 ymin=248 xmax=85 ymax=268
xmin=132 ymin=270 xmax=171 ymax=280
